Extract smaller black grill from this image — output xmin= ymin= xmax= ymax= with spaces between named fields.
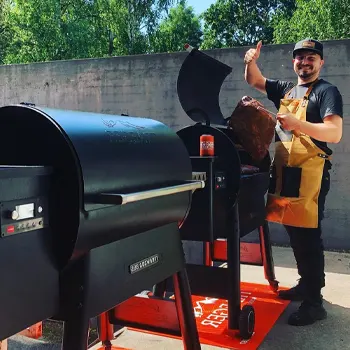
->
xmin=153 ymin=46 xmax=279 ymax=340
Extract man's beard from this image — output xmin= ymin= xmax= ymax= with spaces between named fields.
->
xmin=297 ymin=66 xmax=314 ymax=79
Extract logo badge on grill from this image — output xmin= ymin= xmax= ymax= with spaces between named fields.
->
xmin=129 ymin=254 xmax=160 ymax=274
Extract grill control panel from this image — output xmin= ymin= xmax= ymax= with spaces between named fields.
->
xmin=0 ymin=198 xmax=48 ymax=238
xmin=214 ymin=171 xmax=227 ymax=190
xmin=1 ymin=217 xmax=45 ymax=237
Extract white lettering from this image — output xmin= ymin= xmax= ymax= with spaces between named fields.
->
xmin=129 ymin=255 xmax=159 ymax=274
xmin=201 ymin=319 xmax=221 ymax=328
xmin=201 ymin=303 xmax=228 ymax=328
xmin=207 ymin=314 xmax=226 ymax=322
xmin=212 ymin=308 xmax=228 ymax=317
xmin=200 ymin=141 xmax=214 ymax=150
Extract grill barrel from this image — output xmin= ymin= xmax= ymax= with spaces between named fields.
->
xmin=0 ymin=105 xmax=199 ymax=265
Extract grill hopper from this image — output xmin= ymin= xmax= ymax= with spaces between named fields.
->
xmin=0 ymin=166 xmax=58 ymax=340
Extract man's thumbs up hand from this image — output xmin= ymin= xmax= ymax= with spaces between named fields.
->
xmin=244 ymin=40 xmax=262 ymax=64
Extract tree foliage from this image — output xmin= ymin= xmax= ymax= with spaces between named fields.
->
xmin=150 ymin=0 xmax=202 ymax=53
xmin=200 ymin=0 xmax=296 ymax=49
xmin=5 ymin=0 xmax=110 ymax=63
xmin=3 ymin=0 xmax=180 ymax=63
xmin=108 ymin=0 xmax=180 ymax=55
xmin=273 ymin=0 xmax=350 ymax=43
xmin=0 ymin=0 xmax=349 ymax=64
xmin=0 ymin=0 xmax=13 ymax=63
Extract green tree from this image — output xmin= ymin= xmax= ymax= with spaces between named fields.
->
xmin=200 ymin=0 xmax=296 ymax=49
xmin=273 ymin=0 xmax=350 ymax=43
xmin=3 ymin=0 xmax=180 ymax=64
xmin=0 ymin=0 xmax=13 ymax=63
xmin=5 ymin=0 xmax=109 ymax=64
xmin=103 ymin=0 xmax=180 ymax=56
xmin=150 ymin=0 xmax=202 ymax=53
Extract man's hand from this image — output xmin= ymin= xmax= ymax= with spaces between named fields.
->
xmin=244 ymin=40 xmax=266 ymax=94
xmin=277 ymin=113 xmax=343 ymax=143
xmin=276 ymin=113 xmax=301 ymax=131
xmin=244 ymin=41 xmax=262 ymax=64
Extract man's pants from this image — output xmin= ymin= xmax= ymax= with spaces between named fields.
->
xmin=283 ymin=163 xmax=331 ymax=303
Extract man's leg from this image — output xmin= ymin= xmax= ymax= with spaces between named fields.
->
xmin=277 ymin=226 xmax=313 ymax=301
xmin=285 ymin=224 xmax=327 ymax=325
xmin=279 ymin=164 xmax=331 ymax=325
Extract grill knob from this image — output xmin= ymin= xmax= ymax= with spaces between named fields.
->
xmin=11 ymin=210 xmax=19 ymax=220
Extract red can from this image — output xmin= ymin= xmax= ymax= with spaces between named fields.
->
xmin=200 ymin=134 xmax=214 ymax=156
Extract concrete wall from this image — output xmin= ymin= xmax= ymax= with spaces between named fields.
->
xmin=0 ymin=39 xmax=349 ymax=250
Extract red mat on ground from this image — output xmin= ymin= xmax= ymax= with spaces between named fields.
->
xmin=191 ymin=282 xmax=290 ymax=349
xmin=129 ymin=282 xmax=290 ymax=350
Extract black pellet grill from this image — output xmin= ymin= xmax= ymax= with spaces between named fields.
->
xmin=164 ymin=47 xmax=278 ymax=339
xmin=0 ymin=104 xmax=204 ymax=349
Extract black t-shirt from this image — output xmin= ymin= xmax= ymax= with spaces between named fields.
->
xmin=265 ymin=78 xmax=343 ymax=155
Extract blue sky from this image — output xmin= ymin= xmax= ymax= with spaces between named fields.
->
xmin=186 ymin=0 xmax=215 ymax=15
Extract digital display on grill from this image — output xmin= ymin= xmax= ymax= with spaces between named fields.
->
xmin=13 ymin=203 xmax=35 ymax=220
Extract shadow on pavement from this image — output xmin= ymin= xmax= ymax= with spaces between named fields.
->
xmin=261 ymin=299 xmax=350 ymax=349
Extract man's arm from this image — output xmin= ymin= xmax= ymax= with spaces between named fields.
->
xmin=298 ymin=115 xmax=343 ymax=143
xmin=277 ymin=86 xmax=343 ymax=144
xmin=244 ymin=41 xmax=267 ymax=94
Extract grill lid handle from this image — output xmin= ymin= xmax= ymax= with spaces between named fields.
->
xmin=94 ymin=180 xmax=205 ymax=205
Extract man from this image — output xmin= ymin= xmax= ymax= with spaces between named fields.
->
xmin=243 ymin=38 xmax=343 ymax=326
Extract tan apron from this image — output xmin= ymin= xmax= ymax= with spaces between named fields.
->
xmin=265 ymin=80 xmax=331 ymax=228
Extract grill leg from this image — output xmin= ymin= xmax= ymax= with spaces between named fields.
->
xmin=227 ymin=203 xmax=241 ymax=330
xmin=173 ymin=269 xmax=201 ymax=350
xmin=203 ymin=242 xmax=213 ymax=266
xmin=259 ymin=221 xmax=279 ymax=292
xmin=153 ymin=279 xmax=167 ymax=297
xmin=61 ymin=313 xmax=90 ymax=350
xmin=96 ymin=312 xmax=115 ymax=348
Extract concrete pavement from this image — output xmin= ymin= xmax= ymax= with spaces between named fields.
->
xmin=89 ymin=246 xmax=350 ymax=350
xmin=6 ymin=246 xmax=350 ymax=349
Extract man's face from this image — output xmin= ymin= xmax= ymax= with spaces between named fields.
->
xmin=293 ymin=50 xmax=324 ymax=79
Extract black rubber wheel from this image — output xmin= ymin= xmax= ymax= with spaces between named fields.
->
xmin=239 ymin=305 xmax=255 ymax=339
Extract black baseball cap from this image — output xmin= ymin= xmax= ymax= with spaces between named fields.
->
xmin=293 ymin=38 xmax=323 ymax=59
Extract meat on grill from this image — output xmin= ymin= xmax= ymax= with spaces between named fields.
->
xmin=227 ymin=96 xmax=276 ymax=162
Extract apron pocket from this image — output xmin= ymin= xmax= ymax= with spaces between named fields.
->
xmin=280 ymin=166 xmax=302 ymax=197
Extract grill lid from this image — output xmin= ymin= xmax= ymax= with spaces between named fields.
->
xmin=177 ymin=47 xmax=232 ymax=126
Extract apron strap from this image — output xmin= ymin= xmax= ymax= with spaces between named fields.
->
xmin=284 ymin=85 xmax=296 ymax=98
xmin=284 ymin=79 xmax=319 ymax=100
xmin=301 ymin=79 xmax=319 ymax=107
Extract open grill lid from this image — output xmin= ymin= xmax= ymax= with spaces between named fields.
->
xmin=177 ymin=45 xmax=233 ymax=126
